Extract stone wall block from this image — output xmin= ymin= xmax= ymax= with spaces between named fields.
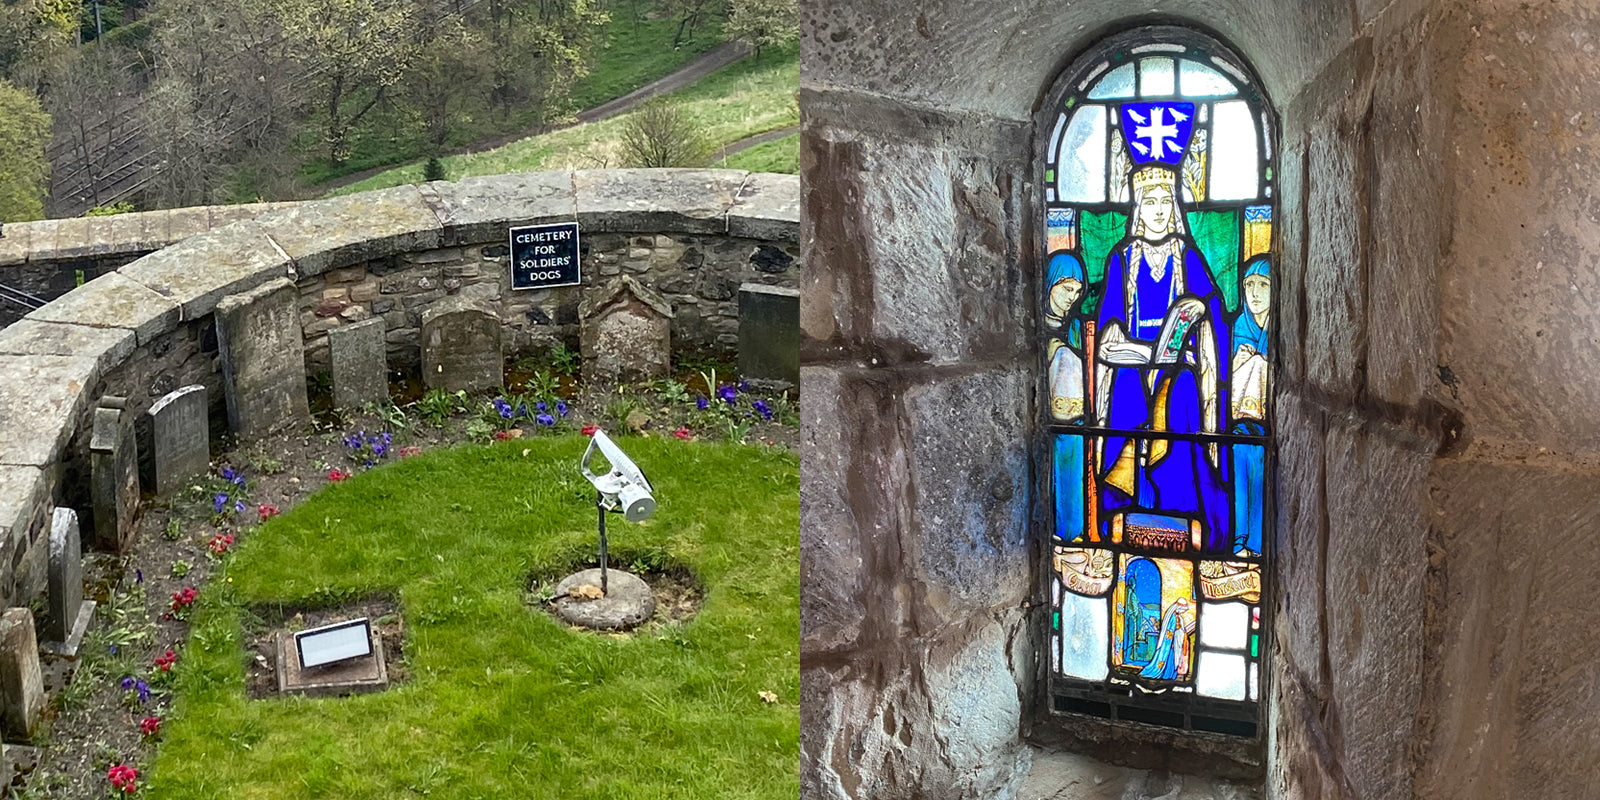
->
xmin=729 ymin=172 xmax=801 ymax=243
xmin=902 ymin=366 xmax=1031 ymax=610
xmin=0 ymin=467 xmax=46 ymax=607
xmin=24 ymin=271 xmax=180 ymax=347
xmin=253 ymin=185 xmax=443 ymax=278
xmin=0 ymin=355 xmax=100 ymax=469
xmin=0 ymin=320 xmax=136 ymax=381
xmin=1320 ymin=420 xmax=1428 ymax=800
xmin=573 ymin=169 xmax=744 ymax=234
xmin=1415 ymin=458 xmax=1600 ymax=800
xmin=118 ymin=220 xmax=290 ymax=321
xmin=420 ymin=171 xmax=576 ymax=246
xmin=799 ymin=367 xmax=866 ymax=653
xmin=1302 ymin=129 xmax=1367 ymax=397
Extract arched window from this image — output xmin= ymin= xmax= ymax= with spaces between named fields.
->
xmin=1042 ymin=28 xmax=1274 ymax=737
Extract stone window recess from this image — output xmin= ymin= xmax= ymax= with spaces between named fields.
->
xmin=1038 ymin=27 xmax=1275 ymax=744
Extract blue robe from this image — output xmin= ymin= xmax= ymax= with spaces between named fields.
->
xmin=1095 ymin=237 xmax=1230 ymax=550
xmin=1137 ymin=601 xmax=1195 ymax=681
xmin=1230 ymin=291 xmax=1269 ymax=555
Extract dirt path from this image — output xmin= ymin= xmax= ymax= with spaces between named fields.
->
xmin=319 ymin=41 xmax=751 ymax=193
xmin=713 ymin=124 xmax=799 ymax=161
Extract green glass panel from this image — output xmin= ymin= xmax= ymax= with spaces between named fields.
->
xmin=1046 ymin=169 xmax=1055 ymax=183
xmin=1079 ymin=211 xmax=1127 ymax=315
xmin=1053 ymin=611 xmax=1060 ymax=630
xmin=1250 ymin=633 xmax=1259 ymax=657
xmin=1186 ymin=209 xmax=1240 ymax=312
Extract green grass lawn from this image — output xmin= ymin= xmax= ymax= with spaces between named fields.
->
xmin=716 ymin=133 xmax=799 ymax=174
xmin=147 ymin=436 xmax=798 ymax=799
xmin=299 ymin=8 xmax=728 ymax=187
xmin=329 ymin=46 xmax=799 ymax=196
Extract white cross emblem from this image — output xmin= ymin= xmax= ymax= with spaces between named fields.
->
xmin=1127 ymin=106 xmax=1188 ymax=160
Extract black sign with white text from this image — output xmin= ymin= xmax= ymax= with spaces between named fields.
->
xmin=509 ymin=222 xmax=581 ymax=290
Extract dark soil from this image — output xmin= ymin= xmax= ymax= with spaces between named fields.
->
xmin=10 ymin=366 xmax=795 ymax=799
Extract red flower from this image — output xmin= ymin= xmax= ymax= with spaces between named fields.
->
xmin=170 ymin=586 xmax=197 ymax=612
xmin=207 ymin=533 xmax=235 ymax=555
xmin=581 ymin=424 xmax=600 ymax=436
xmin=493 ymin=429 xmax=516 ymax=441
xmin=154 ymin=649 xmax=178 ymax=672
xmin=328 ymin=468 xmax=350 ymax=482
xmin=672 ymin=427 xmax=693 ymax=441
xmin=257 ymin=504 xmax=280 ymax=520
xmin=108 ymin=763 xmax=138 ymax=792
xmin=398 ymin=446 xmax=422 ymax=459
xmin=139 ymin=716 xmax=161 ymax=737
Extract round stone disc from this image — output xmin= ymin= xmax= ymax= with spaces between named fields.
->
xmin=551 ymin=569 xmax=656 ymax=630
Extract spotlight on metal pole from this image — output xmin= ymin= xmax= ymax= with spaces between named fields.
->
xmin=579 ymin=430 xmax=655 ymax=593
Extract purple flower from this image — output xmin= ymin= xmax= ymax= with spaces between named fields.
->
xmin=221 ymin=467 xmax=237 ymax=482
xmin=344 ymin=433 xmax=362 ymax=449
xmin=136 ymin=680 xmax=150 ymax=704
xmin=717 ymin=384 xmax=737 ymax=404
xmin=213 ymin=493 xmax=229 ymax=513
xmin=536 ymin=401 xmax=548 ymax=414
xmin=739 ymin=380 xmax=750 ymax=392
xmin=556 ymin=400 xmax=569 ymax=417
xmin=494 ymin=398 xmax=513 ymax=419
xmin=695 ymin=396 xmax=709 ymax=411
xmin=135 ymin=568 xmax=144 ymax=585
xmin=120 ymin=676 xmax=135 ymax=690
xmin=109 ymin=644 xmax=117 ymax=655
xmin=536 ymin=413 xmax=555 ymax=427
xmin=234 ymin=500 xmax=245 ymax=513
xmin=372 ymin=444 xmax=387 ymax=457
xmin=232 ymin=475 xmax=246 ymax=488
xmin=364 ymin=459 xmax=375 ymax=467
xmin=753 ymin=399 xmax=773 ymax=421
xmin=381 ymin=432 xmax=392 ymax=445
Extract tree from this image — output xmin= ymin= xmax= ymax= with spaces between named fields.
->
xmin=0 ymin=80 xmax=51 ymax=221
xmin=265 ymin=0 xmax=422 ymax=164
xmin=619 ymin=96 xmax=706 ymax=168
xmin=724 ymin=0 xmax=795 ymax=58
xmin=0 ymin=0 xmax=77 ymax=92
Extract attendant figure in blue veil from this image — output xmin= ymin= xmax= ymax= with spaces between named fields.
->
xmin=1229 ymin=258 xmax=1271 ymax=556
xmin=1093 ymin=101 xmax=1229 ymax=549
xmin=1048 ymin=253 xmax=1089 ymax=542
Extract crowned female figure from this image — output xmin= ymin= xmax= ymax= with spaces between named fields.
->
xmin=1093 ymin=102 xmax=1230 ymax=549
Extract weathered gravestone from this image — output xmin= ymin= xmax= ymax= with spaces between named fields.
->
xmin=737 ymin=283 xmax=800 ymax=388
xmin=215 ymin=278 xmax=310 ymax=438
xmin=42 ymin=509 xmax=92 ymax=656
xmin=580 ymin=276 xmax=673 ymax=385
xmin=89 ymin=396 xmax=139 ymax=552
xmin=420 ymin=296 xmax=502 ymax=393
xmin=0 ymin=608 xmax=44 ymax=739
xmin=329 ymin=318 xmax=388 ymax=409
xmin=147 ymin=385 xmax=209 ymax=496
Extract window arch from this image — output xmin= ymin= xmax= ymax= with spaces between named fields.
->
xmin=1041 ymin=27 xmax=1274 ymax=737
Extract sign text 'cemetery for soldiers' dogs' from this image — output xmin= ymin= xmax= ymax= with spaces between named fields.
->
xmin=510 ymin=222 xmax=581 ymax=290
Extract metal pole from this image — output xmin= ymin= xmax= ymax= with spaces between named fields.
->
xmin=597 ymin=491 xmax=608 ymax=594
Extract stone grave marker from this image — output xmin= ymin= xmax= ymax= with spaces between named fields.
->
xmin=42 ymin=509 xmax=93 ymax=657
xmin=89 ymin=396 xmax=139 ymax=552
xmin=147 ymin=385 xmax=209 ymax=495
xmin=0 ymin=608 xmax=44 ymax=739
xmin=580 ymin=276 xmax=673 ymax=385
xmin=737 ymin=283 xmax=800 ymax=388
xmin=420 ymin=296 xmax=502 ymax=393
xmin=329 ymin=318 xmax=388 ymax=409
xmin=215 ymin=278 xmax=310 ymax=438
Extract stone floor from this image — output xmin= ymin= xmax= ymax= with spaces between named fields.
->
xmin=1016 ymin=748 xmax=1260 ymax=800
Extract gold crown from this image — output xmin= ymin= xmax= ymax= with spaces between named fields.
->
xmin=1131 ymin=166 xmax=1176 ymax=193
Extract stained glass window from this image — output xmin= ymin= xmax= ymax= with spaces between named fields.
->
xmin=1042 ymin=30 xmax=1273 ymax=736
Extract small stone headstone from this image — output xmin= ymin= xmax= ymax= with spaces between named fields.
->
xmin=44 ymin=509 xmax=81 ymax=644
xmin=329 ymin=318 xmax=388 ymax=409
xmin=737 ymin=283 xmax=800 ymax=388
xmin=420 ymin=296 xmax=503 ymax=393
xmin=0 ymin=608 xmax=44 ymax=739
xmin=580 ymin=276 xmax=673 ymax=385
xmin=89 ymin=396 xmax=139 ymax=552
xmin=147 ymin=385 xmax=209 ymax=495
xmin=215 ymin=278 xmax=310 ymax=439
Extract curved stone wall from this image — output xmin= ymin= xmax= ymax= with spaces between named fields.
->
xmin=0 ymin=169 xmax=797 ymax=607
